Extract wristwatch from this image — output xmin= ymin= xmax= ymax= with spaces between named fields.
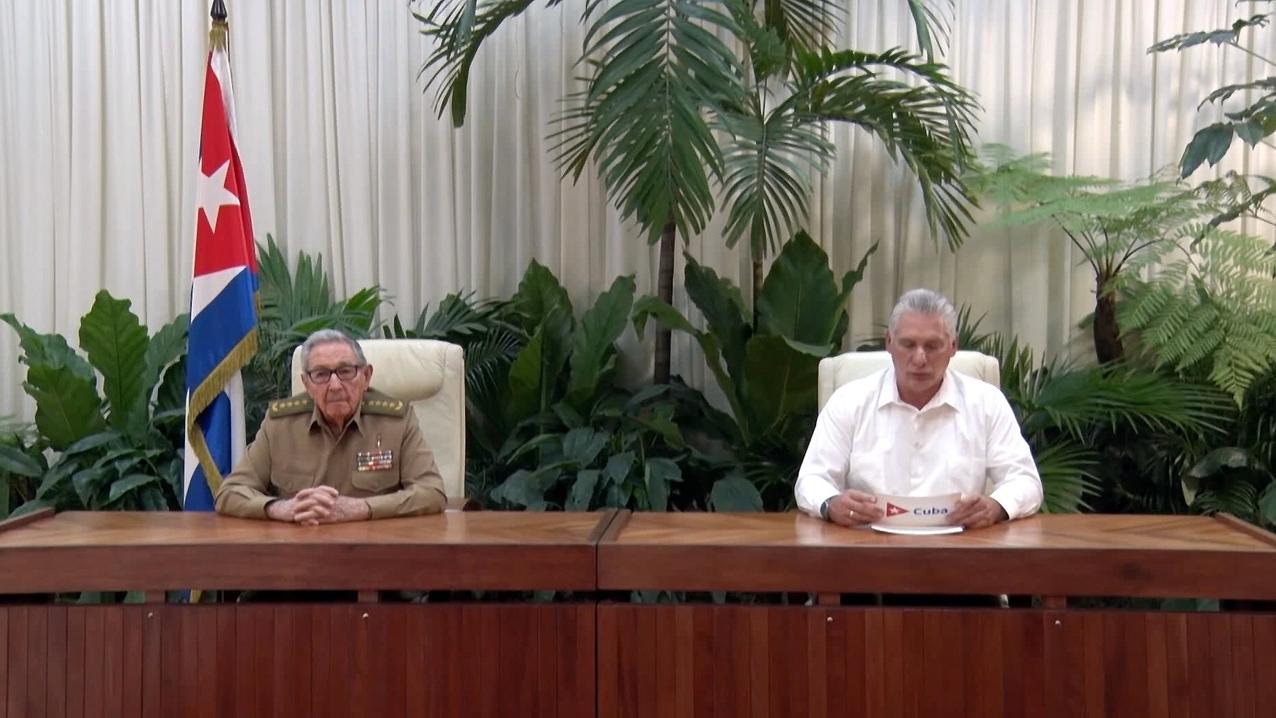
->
xmin=819 ymin=497 xmax=833 ymax=521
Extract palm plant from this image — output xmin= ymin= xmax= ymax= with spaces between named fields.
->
xmin=414 ymin=0 xmax=978 ymax=381
xmin=243 ymin=235 xmax=383 ymax=433
xmin=974 ymin=332 xmax=1234 ymax=513
xmin=383 ymin=291 xmax=527 ymax=483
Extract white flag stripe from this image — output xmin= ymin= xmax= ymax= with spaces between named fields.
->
xmin=181 ymin=369 xmax=248 ymax=500
xmin=182 ymin=393 xmax=198 ymax=492
xmin=210 ymin=46 xmax=239 ymax=141
xmin=189 ymin=265 xmax=244 ymax=318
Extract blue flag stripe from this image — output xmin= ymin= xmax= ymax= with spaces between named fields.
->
xmin=186 ymin=269 xmax=257 ymax=393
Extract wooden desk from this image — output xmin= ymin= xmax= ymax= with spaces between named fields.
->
xmin=598 ymin=511 xmax=1276 ymax=599
xmin=4 ymin=510 xmax=1276 ymax=717
xmin=0 ymin=511 xmax=608 ymax=718
xmin=595 ymin=512 xmax=1276 ymax=718
xmin=0 ymin=509 xmax=609 ymax=593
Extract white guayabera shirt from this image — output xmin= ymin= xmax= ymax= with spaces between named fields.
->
xmin=795 ymin=368 xmax=1043 ymax=521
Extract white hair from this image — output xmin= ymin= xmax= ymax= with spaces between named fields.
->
xmin=887 ymin=289 xmax=957 ymax=339
xmin=298 ymin=329 xmax=367 ymax=370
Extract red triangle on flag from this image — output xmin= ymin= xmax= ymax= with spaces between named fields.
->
xmin=193 ymin=52 xmax=256 ymax=279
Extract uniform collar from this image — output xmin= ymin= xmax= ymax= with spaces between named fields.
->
xmin=308 ymin=400 xmax=368 ymax=436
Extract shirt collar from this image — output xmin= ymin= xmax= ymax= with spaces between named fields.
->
xmin=876 ymin=366 xmax=966 ymax=413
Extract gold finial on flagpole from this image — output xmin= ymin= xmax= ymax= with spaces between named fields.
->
xmin=209 ymin=0 xmax=229 ymax=50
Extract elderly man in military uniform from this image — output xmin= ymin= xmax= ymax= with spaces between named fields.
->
xmin=215 ymin=329 xmax=446 ymax=524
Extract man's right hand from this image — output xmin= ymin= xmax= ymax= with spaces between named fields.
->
xmin=266 ymin=486 xmax=339 ymax=525
xmin=827 ymin=489 xmax=884 ymax=527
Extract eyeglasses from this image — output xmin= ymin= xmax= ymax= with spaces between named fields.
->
xmin=303 ymin=365 xmax=363 ymax=384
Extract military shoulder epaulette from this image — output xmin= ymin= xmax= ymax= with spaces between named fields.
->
xmin=361 ymin=389 xmax=409 ymax=417
xmin=268 ymin=393 xmax=314 ymax=417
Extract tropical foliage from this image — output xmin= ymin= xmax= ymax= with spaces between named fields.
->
xmin=1116 ymin=228 xmax=1276 ymax=404
xmin=383 ymin=291 xmax=525 ymax=462
xmin=966 ymin=146 xmax=1271 ymax=371
xmin=964 ymin=147 xmax=1276 ymax=524
xmin=2 ymin=292 xmax=189 ymax=515
xmin=1149 ymin=6 xmax=1276 ymax=179
xmin=450 ymin=262 xmax=724 ymax=510
xmin=970 ymin=330 xmax=1234 ymax=514
xmin=633 ymin=231 xmax=872 ymax=508
xmin=414 ymin=0 xmax=979 ymax=380
xmin=0 ymin=418 xmax=42 ymax=520
xmin=244 ymin=235 xmax=383 ymax=434
xmin=1184 ymin=366 xmax=1276 ymax=527
xmin=1148 ymin=5 xmax=1276 ymax=235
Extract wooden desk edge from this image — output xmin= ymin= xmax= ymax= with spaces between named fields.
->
xmin=595 ymin=509 xmax=631 ymax=544
xmin=587 ymin=509 xmax=623 ymax=544
xmin=0 ymin=506 xmax=54 ymax=535
xmin=595 ymin=542 xmax=1276 ymax=598
xmin=1214 ymin=512 xmax=1276 ymax=548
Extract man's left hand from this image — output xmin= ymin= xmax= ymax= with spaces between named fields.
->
xmin=948 ymin=495 xmax=1008 ymax=529
xmin=317 ymin=496 xmax=372 ymax=523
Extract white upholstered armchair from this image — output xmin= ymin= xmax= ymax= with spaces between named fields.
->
xmin=290 ymin=338 xmax=467 ymax=500
xmin=816 ymin=350 xmax=1001 ymax=410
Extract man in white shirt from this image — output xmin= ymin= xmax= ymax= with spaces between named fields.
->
xmin=795 ymin=289 xmax=1042 ymax=529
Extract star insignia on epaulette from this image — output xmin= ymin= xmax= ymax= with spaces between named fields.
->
xmin=360 ymin=393 xmax=408 ymax=416
xmin=269 ymin=394 xmax=315 ymax=417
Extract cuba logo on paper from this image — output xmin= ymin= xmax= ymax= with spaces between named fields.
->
xmin=886 ymin=502 xmax=949 ymax=517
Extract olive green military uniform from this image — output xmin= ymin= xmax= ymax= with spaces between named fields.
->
xmin=215 ymin=389 xmax=446 ymax=519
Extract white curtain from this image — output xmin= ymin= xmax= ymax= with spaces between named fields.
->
xmin=1 ymin=0 xmax=1273 ymax=419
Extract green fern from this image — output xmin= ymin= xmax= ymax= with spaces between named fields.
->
xmin=1117 ymin=230 xmax=1276 ymax=403
xmin=970 ymin=330 xmax=1234 ymax=513
xmin=967 ymin=145 xmax=1228 ymax=364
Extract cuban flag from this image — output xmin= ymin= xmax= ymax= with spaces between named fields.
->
xmin=183 ymin=12 xmax=258 ymax=512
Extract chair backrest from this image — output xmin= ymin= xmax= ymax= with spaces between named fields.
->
xmin=290 ymin=338 xmax=466 ymax=500
xmin=817 ymin=350 xmax=1001 ymax=410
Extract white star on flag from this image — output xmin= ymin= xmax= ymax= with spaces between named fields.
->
xmin=195 ymin=159 xmax=240 ymax=232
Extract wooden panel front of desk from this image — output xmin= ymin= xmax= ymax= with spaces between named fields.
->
xmin=596 ymin=512 xmax=1276 ymax=718
xmin=0 ymin=511 xmax=608 ymax=718
xmin=595 ymin=604 xmax=1276 ymax=718
xmin=2 ymin=603 xmax=594 ymax=718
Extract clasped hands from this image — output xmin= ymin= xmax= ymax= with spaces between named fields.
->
xmin=266 ymin=486 xmax=371 ymax=525
xmin=827 ymin=490 xmax=1007 ymax=530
